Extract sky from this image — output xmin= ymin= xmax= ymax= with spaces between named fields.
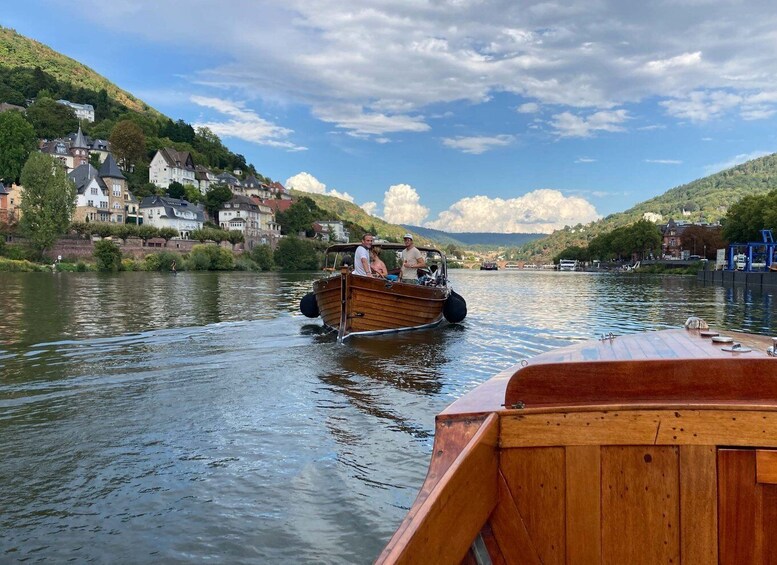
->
xmin=5 ymin=1 xmax=777 ymax=233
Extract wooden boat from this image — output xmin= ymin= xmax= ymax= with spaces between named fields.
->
xmin=480 ymin=262 xmax=499 ymax=271
xmin=377 ymin=325 xmax=777 ymax=564
xmin=300 ymin=243 xmax=466 ymax=342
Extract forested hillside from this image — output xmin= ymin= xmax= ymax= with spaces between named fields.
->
xmin=287 ymin=190 xmax=435 ymax=244
xmin=0 ymin=27 xmax=151 ymax=114
xmin=514 ymin=153 xmax=777 ymax=261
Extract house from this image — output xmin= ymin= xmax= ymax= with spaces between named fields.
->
xmin=215 ymin=171 xmax=242 ymax=192
xmin=221 ymin=195 xmax=282 ymax=248
xmin=219 ymin=195 xmax=262 ymax=246
xmin=99 ymin=154 xmax=133 ymax=224
xmin=149 ymin=148 xmax=196 ymax=189
xmin=257 ymin=197 xmax=293 ymax=215
xmin=139 ymin=195 xmax=204 ymax=239
xmin=57 ymin=99 xmax=95 ymax=122
xmin=195 ymin=165 xmax=216 ymax=194
xmin=269 ymin=181 xmax=291 ymax=200
xmin=242 ymin=175 xmax=269 ymax=198
xmin=69 ymin=164 xmax=111 ymax=223
xmin=0 ymin=182 xmax=11 ymax=225
xmin=313 ymin=220 xmax=349 ymax=243
xmin=1 ymin=183 xmax=22 ymax=223
xmin=68 ymin=153 xmax=136 ymax=224
xmin=40 ymin=126 xmax=90 ymax=172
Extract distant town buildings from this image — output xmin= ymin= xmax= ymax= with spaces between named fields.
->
xmin=148 ymin=148 xmax=196 ymax=189
xmin=312 ymin=220 xmax=349 ymax=243
xmin=139 ymin=195 xmax=204 ymax=239
xmin=68 ymin=154 xmax=134 ymax=224
xmin=218 ymin=195 xmax=281 ymax=248
xmin=57 ymin=99 xmax=95 ymax=122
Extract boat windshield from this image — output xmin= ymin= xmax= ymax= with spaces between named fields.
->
xmin=323 ymin=245 xmax=448 ymax=283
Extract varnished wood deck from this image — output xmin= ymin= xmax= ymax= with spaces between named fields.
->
xmin=376 ymin=327 xmax=777 ymax=565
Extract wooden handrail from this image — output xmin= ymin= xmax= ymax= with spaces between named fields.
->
xmin=376 ymin=413 xmax=499 ymax=564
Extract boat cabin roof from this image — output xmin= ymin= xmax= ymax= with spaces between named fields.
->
xmin=442 ymin=328 xmax=777 ymax=417
xmin=323 ymin=242 xmax=444 ymax=255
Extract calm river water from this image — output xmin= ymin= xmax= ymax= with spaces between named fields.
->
xmin=1 ymin=270 xmax=775 ymax=563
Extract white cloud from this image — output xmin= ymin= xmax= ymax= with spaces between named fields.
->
xmin=575 ymin=157 xmax=597 ymax=163
xmin=190 ymin=95 xmax=306 ymax=150
xmin=644 ymin=52 xmax=702 ymax=74
xmin=78 ymin=1 xmax=777 ymax=136
xmin=425 ymin=189 xmax=600 ymax=233
xmin=361 ymin=201 xmax=379 ymax=216
xmin=382 ymin=184 xmax=430 ymax=225
xmin=517 ymin=102 xmax=540 ymax=113
xmin=285 ymin=172 xmax=327 ymax=194
xmin=660 ymin=90 xmax=742 ymax=122
xmin=551 ymin=110 xmax=629 ymax=138
xmin=644 ymin=159 xmax=682 ymax=165
xmin=441 ymin=135 xmax=515 ymax=154
xmin=285 ymin=172 xmax=354 ymax=202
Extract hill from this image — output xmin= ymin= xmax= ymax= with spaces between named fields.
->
xmin=0 ymin=26 xmax=155 ymax=114
xmin=287 ymin=190 xmax=432 ymax=244
xmin=515 ymin=153 xmax=777 ymax=261
xmin=403 ymin=225 xmax=544 ymax=247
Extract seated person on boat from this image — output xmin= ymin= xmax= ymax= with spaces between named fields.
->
xmin=370 ymin=244 xmax=388 ymax=277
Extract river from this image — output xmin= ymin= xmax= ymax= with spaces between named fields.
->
xmin=1 ymin=270 xmax=774 ymax=563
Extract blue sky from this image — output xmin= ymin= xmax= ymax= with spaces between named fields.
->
xmin=5 ymin=1 xmax=777 ymax=233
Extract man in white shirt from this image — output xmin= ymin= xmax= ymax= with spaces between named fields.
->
xmin=400 ymin=233 xmax=425 ymax=283
xmin=353 ymin=233 xmax=374 ymax=276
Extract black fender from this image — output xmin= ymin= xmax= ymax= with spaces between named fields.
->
xmin=300 ymin=292 xmax=320 ymax=318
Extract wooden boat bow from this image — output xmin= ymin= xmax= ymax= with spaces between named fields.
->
xmin=376 ymin=327 xmax=777 ymax=565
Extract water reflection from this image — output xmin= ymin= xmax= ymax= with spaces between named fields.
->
xmin=1 ymin=270 xmax=776 ymax=563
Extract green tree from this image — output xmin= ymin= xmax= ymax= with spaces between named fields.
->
xmin=187 ymin=243 xmax=234 ymax=270
xmin=158 ymin=227 xmax=179 ymax=244
xmin=722 ymin=191 xmax=777 ymax=243
xmin=183 ymin=183 xmax=202 ymax=204
xmin=273 ymin=236 xmax=320 ymax=270
xmin=628 ymin=220 xmax=662 ymax=260
xmin=136 ymin=224 xmax=159 ymax=243
xmin=0 ymin=110 xmax=37 ymax=184
xmin=25 ymin=97 xmax=78 ymax=139
xmin=167 ymin=181 xmax=186 ymax=200
xmin=275 ymin=196 xmax=327 ymax=237
xmin=203 ymin=183 xmax=233 ymax=223
xmin=93 ymin=239 xmax=122 ymax=271
xmin=109 ymin=119 xmax=146 ymax=171
xmin=250 ymin=244 xmax=275 ymax=270
xmin=190 ymin=228 xmax=209 ymax=243
xmin=18 ymin=153 xmax=77 ymax=256
xmin=226 ymin=230 xmax=244 ymax=249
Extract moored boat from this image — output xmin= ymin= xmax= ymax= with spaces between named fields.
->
xmin=300 ymin=242 xmax=466 ymax=342
xmin=558 ymin=258 xmax=579 ymax=271
xmin=377 ymin=323 xmax=777 ymax=564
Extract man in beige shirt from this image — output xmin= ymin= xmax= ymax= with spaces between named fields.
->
xmin=400 ymin=233 xmax=425 ymax=283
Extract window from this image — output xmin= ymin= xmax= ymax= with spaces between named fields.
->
xmin=113 ymin=183 xmax=121 ymax=197
xmin=91 ymin=187 xmax=98 ymax=195
xmin=113 ymin=203 xmax=121 ymax=209
xmin=116 ymin=215 xmax=123 ymax=222
xmin=87 ymin=199 xmax=94 ymax=207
